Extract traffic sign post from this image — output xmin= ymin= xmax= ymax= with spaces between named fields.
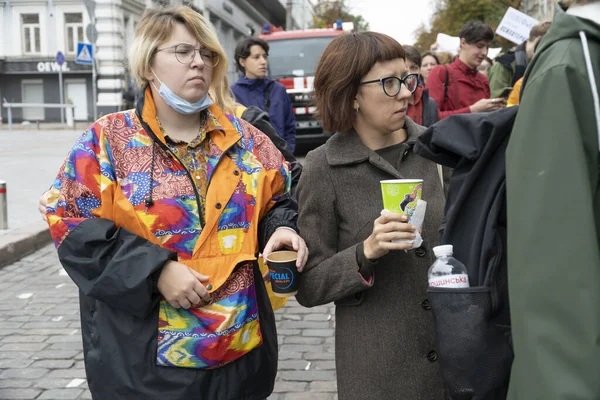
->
xmin=92 ymin=44 xmax=97 ymax=121
xmin=83 ymin=0 xmax=95 ymax=21
xmin=76 ymin=42 xmax=96 ymax=120
xmin=86 ymin=24 xmax=97 ymax=44
xmin=75 ymin=43 xmax=93 ymax=65
xmin=83 ymin=0 xmax=98 ymax=121
xmin=56 ymin=51 xmax=65 ymax=124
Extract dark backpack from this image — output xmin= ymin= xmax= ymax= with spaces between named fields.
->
xmin=495 ymin=44 xmax=528 ymax=86
xmin=414 ymin=106 xmax=519 ymax=400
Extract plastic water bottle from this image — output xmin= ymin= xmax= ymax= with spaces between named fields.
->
xmin=428 ymin=245 xmax=469 ymax=288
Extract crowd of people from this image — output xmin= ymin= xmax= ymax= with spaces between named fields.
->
xmin=37 ymin=0 xmax=599 ymax=399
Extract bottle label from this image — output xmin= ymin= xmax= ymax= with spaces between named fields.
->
xmin=429 ymin=274 xmax=469 ymax=288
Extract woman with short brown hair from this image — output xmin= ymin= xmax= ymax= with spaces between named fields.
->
xmin=296 ymin=31 xmax=446 ymax=399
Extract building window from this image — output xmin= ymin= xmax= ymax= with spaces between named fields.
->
xmin=22 ymin=14 xmax=41 ymax=54
xmin=65 ymin=13 xmax=84 ymax=54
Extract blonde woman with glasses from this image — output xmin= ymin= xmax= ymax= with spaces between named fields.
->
xmin=43 ymin=6 xmax=307 ymax=399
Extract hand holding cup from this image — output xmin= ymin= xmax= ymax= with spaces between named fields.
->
xmin=363 ymin=211 xmax=417 ymax=260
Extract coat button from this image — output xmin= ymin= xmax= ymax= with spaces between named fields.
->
xmin=421 ymin=299 xmax=431 ymax=310
xmin=415 ymin=246 xmax=427 ymax=257
xmin=427 ymin=350 xmax=438 ymax=362
xmin=354 ymin=291 xmax=363 ymax=301
xmin=233 ymin=170 xmax=240 ymax=176
xmin=215 ymin=202 xmax=222 ymax=209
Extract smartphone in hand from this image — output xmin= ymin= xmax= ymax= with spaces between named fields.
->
xmin=501 ymin=87 xmax=513 ymax=100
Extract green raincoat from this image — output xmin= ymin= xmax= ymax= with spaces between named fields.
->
xmin=507 ymin=3 xmax=600 ymax=399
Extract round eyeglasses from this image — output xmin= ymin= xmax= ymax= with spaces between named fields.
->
xmin=359 ymin=73 xmax=419 ymax=97
xmin=156 ymin=43 xmax=220 ymax=68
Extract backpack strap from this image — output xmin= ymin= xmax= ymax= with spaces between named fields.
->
xmin=264 ymin=81 xmax=273 ymax=113
xmin=513 ymin=49 xmax=528 ymax=86
xmin=443 ymin=66 xmax=450 ymax=107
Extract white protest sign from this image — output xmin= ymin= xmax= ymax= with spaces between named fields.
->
xmin=496 ymin=7 xmax=539 ymax=44
xmin=433 ymin=33 xmax=460 ymax=55
xmin=488 ymin=47 xmax=502 ymax=59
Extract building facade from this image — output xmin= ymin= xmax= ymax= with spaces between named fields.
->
xmin=0 ymin=0 xmax=309 ymax=123
xmin=0 ymin=0 xmax=95 ymax=122
xmin=284 ymin=0 xmax=313 ymax=30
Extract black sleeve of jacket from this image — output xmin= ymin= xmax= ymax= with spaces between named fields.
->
xmin=242 ymin=106 xmax=303 ymax=196
xmin=257 ymin=194 xmax=298 ymax=252
xmin=57 ymin=218 xmax=177 ymax=319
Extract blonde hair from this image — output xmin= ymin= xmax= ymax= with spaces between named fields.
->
xmin=128 ymin=6 xmax=237 ymax=114
xmin=436 ymin=52 xmax=455 ymax=65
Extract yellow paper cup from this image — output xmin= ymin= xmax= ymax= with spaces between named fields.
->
xmin=380 ymin=179 xmax=423 ymax=217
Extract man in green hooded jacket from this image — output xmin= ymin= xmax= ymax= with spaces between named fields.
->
xmin=507 ymin=0 xmax=600 ymax=398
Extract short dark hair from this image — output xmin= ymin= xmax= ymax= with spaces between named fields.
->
xmin=458 ymin=21 xmax=494 ymax=44
xmin=234 ymin=37 xmax=270 ymax=74
xmin=314 ymin=32 xmax=405 ymax=133
xmin=402 ymin=45 xmax=421 ymax=67
xmin=421 ymin=51 xmax=440 ymax=66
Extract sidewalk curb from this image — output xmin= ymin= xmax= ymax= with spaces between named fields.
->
xmin=0 ymin=221 xmax=52 ymax=269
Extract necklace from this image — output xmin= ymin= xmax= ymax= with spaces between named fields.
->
xmin=157 ymin=110 xmax=208 ymax=142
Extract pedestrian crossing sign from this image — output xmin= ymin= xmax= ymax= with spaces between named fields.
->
xmin=75 ymin=43 xmax=93 ymax=65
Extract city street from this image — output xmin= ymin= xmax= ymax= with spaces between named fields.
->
xmin=0 ymin=245 xmax=337 ymax=400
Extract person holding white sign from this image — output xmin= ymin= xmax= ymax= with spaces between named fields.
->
xmin=487 ymin=21 xmax=551 ymax=99
xmin=426 ymin=21 xmax=505 ymax=120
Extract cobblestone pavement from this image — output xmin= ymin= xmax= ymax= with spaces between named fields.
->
xmin=0 ymin=245 xmax=337 ymax=400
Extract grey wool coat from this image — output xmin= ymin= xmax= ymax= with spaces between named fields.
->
xmin=295 ymin=118 xmax=446 ymax=400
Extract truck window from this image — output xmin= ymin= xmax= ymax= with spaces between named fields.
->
xmin=267 ymin=37 xmax=334 ymax=78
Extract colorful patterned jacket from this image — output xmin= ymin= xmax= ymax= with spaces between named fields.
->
xmin=45 ymin=90 xmax=295 ymax=399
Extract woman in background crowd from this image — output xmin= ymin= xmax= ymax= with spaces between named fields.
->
xmin=404 ymin=45 xmax=439 ymax=127
xmin=420 ymin=51 xmax=440 ymax=84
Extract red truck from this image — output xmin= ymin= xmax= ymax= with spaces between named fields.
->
xmin=260 ymin=25 xmax=348 ymax=149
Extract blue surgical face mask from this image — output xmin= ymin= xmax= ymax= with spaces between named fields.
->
xmin=150 ymin=68 xmax=213 ymax=115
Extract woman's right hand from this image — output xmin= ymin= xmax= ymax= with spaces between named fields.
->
xmin=157 ymin=261 xmax=211 ymax=309
xmin=363 ymin=211 xmax=417 ymax=260
xmin=469 ymin=97 xmax=506 ymax=113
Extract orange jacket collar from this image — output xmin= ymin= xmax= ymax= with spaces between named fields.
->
xmin=141 ymin=87 xmax=241 ymax=152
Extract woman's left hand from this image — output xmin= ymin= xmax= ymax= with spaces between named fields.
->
xmin=38 ymin=190 xmax=51 ymax=222
xmin=263 ymin=228 xmax=309 ymax=272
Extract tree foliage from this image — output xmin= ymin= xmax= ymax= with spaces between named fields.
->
xmin=414 ymin=0 xmax=524 ymax=52
xmin=311 ymin=0 xmax=369 ymax=31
